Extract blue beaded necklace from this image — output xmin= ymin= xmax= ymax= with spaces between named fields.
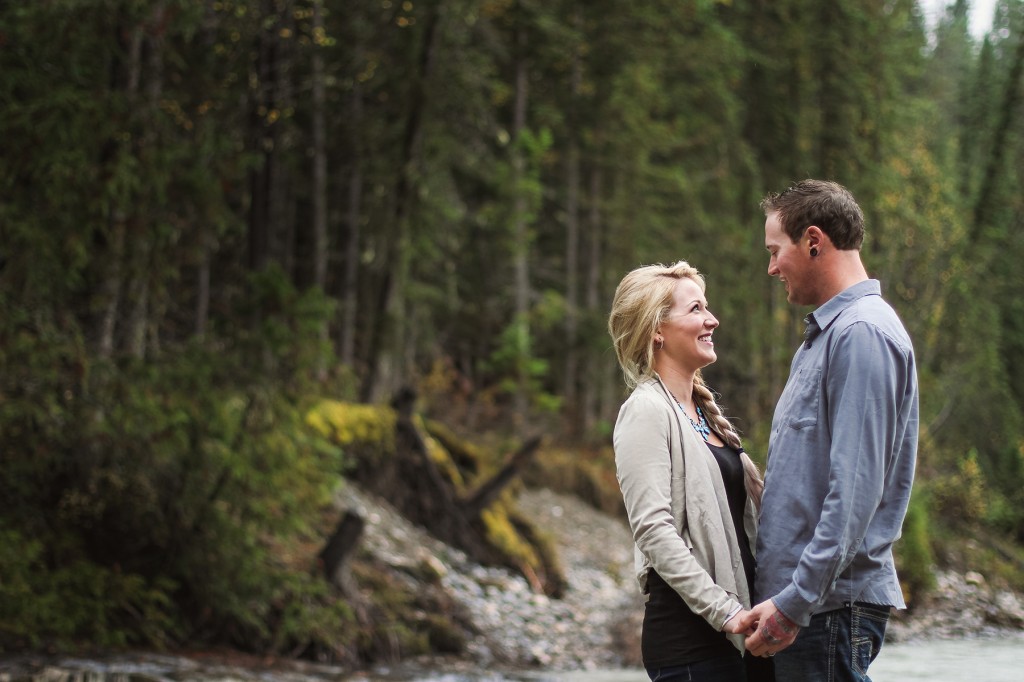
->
xmin=677 ymin=402 xmax=711 ymax=442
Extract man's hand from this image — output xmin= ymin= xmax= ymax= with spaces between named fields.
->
xmin=742 ymin=599 xmax=800 ymax=657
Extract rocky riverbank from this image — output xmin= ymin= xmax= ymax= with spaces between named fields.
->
xmin=886 ymin=569 xmax=1024 ymax=641
xmin=336 ymin=484 xmax=645 ymax=672
xmin=3 ymin=484 xmax=1022 ymax=682
xmin=339 ymin=483 xmax=1024 ymax=671
xmin=0 ymin=485 xmax=643 ymax=682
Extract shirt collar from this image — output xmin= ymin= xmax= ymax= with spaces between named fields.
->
xmin=804 ymin=279 xmax=881 ymax=347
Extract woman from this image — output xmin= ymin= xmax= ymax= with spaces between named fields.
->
xmin=608 ymin=261 xmax=772 ymax=682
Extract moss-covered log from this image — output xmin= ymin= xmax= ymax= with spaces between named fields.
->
xmin=306 ymin=391 xmax=564 ymax=595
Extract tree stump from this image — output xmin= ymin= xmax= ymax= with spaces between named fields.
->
xmin=319 ymin=509 xmax=365 ymax=596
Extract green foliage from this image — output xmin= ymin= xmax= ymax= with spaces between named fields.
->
xmin=895 ymin=489 xmax=937 ymax=606
xmin=3 ymin=0 xmax=1024 ymax=661
xmin=981 ymin=441 xmax=1024 ymax=542
xmin=930 ymin=450 xmax=988 ymax=525
xmin=0 ymin=287 xmax=345 ymax=653
xmin=349 ymin=563 xmax=464 ymax=661
xmin=928 ymin=521 xmax=1024 ymax=594
xmin=262 ymin=572 xmax=356 ymax=657
xmin=0 ymin=526 xmax=178 ymax=650
xmin=234 ymin=265 xmax=338 ymax=379
xmin=482 ymin=314 xmax=562 ymax=413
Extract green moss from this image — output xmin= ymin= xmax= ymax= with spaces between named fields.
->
xmin=507 ymin=507 xmax=567 ymax=598
xmin=480 ymin=498 xmax=541 ymax=571
xmin=424 ymin=419 xmax=483 ymax=479
xmin=309 ymin=403 xmax=568 ymax=603
xmin=306 ymin=401 xmax=397 ymax=462
xmin=417 ymin=415 xmax=467 ymax=489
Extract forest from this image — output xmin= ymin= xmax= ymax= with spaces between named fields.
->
xmin=2 ymin=0 xmax=1024 ymax=666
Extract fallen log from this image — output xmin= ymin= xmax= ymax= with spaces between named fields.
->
xmin=459 ymin=435 xmax=542 ymax=517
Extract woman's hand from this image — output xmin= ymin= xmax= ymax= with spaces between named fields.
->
xmin=722 ymin=608 xmax=758 ymax=635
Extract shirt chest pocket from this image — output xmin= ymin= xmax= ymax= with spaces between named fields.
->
xmin=783 ymin=366 xmax=821 ymax=430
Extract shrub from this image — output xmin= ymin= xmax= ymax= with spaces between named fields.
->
xmin=930 ymin=449 xmax=987 ymax=524
xmin=895 ymin=488 xmax=936 ymax=607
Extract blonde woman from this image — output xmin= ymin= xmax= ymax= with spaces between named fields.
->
xmin=608 ymin=261 xmax=772 ymax=682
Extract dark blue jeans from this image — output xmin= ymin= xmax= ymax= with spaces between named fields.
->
xmin=773 ymin=602 xmax=890 ymax=682
xmin=646 ymin=654 xmax=746 ymax=681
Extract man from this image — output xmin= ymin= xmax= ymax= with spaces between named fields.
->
xmin=735 ymin=180 xmax=919 ymax=681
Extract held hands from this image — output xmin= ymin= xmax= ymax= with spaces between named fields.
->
xmin=731 ymin=599 xmax=800 ymax=658
xmin=722 ymin=608 xmax=758 ymax=635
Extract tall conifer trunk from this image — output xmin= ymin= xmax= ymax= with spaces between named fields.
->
xmin=511 ymin=23 xmax=531 ymax=424
xmin=582 ymin=166 xmax=603 ymax=433
xmin=562 ymin=6 xmax=582 ymax=430
xmin=97 ymin=16 xmax=143 ymax=359
xmin=362 ymin=3 xmax=441 ymax=402
xmin=311 ymin=0 xmax=329 ymax=381
xmin=341 ymin=61 xmax=364 ymax=370
xmin=247 ymin=0 xmax=277 ymax=273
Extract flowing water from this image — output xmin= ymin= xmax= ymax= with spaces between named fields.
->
xmin=394 ymin=633 xmax=1024 ymax=681
xmin=3 ymin=635 xmax=1021 ymax=682
xmin=869 ymin=636 xmax=1023 ymax=682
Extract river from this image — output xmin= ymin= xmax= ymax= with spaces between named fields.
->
xmin=1 ymin=636 xmax=1021 ymax=681
xmin=390 ymin=633 xmax=1024 ymax=681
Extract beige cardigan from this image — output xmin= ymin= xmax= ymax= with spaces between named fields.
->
xmin=613 ymin=376 xmax=758 ymax=653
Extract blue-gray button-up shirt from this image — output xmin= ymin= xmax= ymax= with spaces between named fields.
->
xmin=754 ymin=279 xmax=919 ymax=626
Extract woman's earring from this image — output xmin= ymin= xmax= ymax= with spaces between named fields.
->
xmin=654 ymin=337 xmax=664 ymax=350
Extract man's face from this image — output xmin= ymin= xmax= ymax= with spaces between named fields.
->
xmin=765 ymin=211 xmax=815 ymax=306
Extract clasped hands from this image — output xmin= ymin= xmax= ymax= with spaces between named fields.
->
xmin=723 ymin=599 xmax=800 ymax=658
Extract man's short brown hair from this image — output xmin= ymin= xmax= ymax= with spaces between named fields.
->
xmin=760 ymin=179 xmax=864 ymax=250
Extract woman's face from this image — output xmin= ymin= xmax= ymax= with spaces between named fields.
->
xmin=656 ymin=277 xmax=719 ymax=371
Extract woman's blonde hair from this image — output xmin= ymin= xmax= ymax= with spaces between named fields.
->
xmin=608 ymin=261 xmax=705 ymax=390
xmin=608 ymin=261 xmax=763 ymax=506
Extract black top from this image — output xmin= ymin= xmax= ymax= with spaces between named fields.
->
xmin=641 ymin=441 xmax=755 ymax=668
xmin=708 ymin=442 xmax=756 ymax=592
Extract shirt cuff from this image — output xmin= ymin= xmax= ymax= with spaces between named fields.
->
xmin=773 ymin=586 xmax=814 ymax=627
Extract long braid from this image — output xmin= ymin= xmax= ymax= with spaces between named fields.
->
xmin=693 ymin=374 xmax=764 ymax=510
xmin=692 ymin=373 xmax=740 ymax=448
